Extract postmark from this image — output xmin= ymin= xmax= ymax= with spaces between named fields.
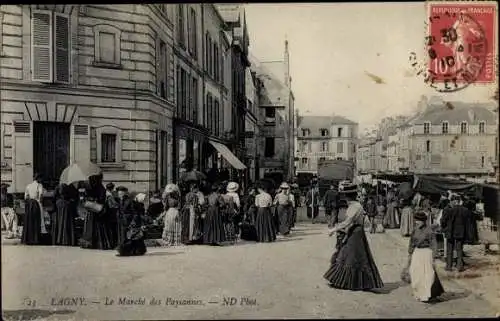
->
xmin=410 ymin=1 xmax=497 ymax=93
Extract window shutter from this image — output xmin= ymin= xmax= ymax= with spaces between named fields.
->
xmin=31 ymin=11 xmax=53 ymax=82
xmin=13 ymin=121 xmax=34 ymax=192
xmin=54 ymin=13 xmax=70 ymax=83
xmin=70 ymin=124 xmax=90 ymax=164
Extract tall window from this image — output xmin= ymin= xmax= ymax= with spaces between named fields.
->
xmin=177 ymin=5 xmax=185 ymax=47
xmin=481 ymin=156 xmax=485 ymax=168
xmin=460 ymin=121 xmax=468 ymax=134
xmin=425 ymin=140 xmax=431 ymax=152
xmin=214 ymin=45 xmax=219 ymax=81
xmin=423 ymin=122 xmax=431 ymax=134
xmin=302 ymin=128 xmax=310 ymax=136
xmin=214 ymin=99 xmax=220 ymax=135
xmin=320 ymin=129 xmax=329 ymax=136
xmin=319 ymin=157 xmax=326 ymax=162
xmin=442 ymin=121 xmax=449 ymax=134
xmin=265 ymin=137 xmax=275 ymax=157
xmin=176 ymin=67 xmax=187 ymax=120
xmin=31 ymin=11 xmax=70 ymax=83
xmin=301 ymin=141 xmax=307 ymax=152
xmin=337 ymin=127 xmax=343 ymax=137
xmin=321 ymin=142 xmax=329 ymax=152
xmin=337 ymin=142 xmax=344 ymax=153
xmin=101 ymin=134 xmax=117 ymax=163
xmin=188 ymin=8 xmax=197 ymax=57
xmin=158 ymin=40 xmax=167 ymax=99
xmin=479 ymin=121 xmax=485 ymax=134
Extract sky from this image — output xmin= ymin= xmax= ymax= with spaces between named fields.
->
xmin=245 ymin=2 xmax=497 ymax=132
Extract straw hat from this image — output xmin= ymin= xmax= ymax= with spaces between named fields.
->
xmin=164 ymin=183 xmax=180 ymax=195
xmin=280 ymin=182 xmax=290 ymax=189
xmin=227 ymin=182 xmax=239 ymax=193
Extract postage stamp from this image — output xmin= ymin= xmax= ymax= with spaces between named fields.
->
xmin=425 ymin=1 xmax=497 ymax=92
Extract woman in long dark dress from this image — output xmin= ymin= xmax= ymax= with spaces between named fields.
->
xmin=181 ymin=183 xmax=204 ymax=244
xmin=117 ymin=193 xmax=147 ymax=256
xmin=203 ymin=184 xmax=226 ymax=245
xmin=80 ymin=175 xmax=113 ymax=250
xmin=21 ymin=174 xmax=47 ymax=245
xmin=254 ymin=182 xmax=276 ymax=243
xmin=324 ymin=186 xmax=384 ymax=291
xmin=52 ymin=184 xmax=77 ymax=246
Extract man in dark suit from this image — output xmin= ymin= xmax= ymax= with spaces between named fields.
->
xmin=323 ymin=184 xmax=339 ymax=228
xmin=440 ymin=194 xmax=470 ymax=272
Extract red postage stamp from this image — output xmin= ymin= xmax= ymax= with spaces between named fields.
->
xmin=426 ymin=1 xmax=497 ymax=92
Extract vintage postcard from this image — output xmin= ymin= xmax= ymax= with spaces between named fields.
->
xmin=1 ymin=2 xmax=499 ymax=320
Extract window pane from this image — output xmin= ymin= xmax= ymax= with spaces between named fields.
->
xmin=99 ymin=32 xmax=115 ymax=63
xmin=101 ymin=134 xmax=116 ymax=163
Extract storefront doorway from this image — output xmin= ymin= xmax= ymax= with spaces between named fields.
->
xmin=33 ymin=121 xmax=70 ymax=189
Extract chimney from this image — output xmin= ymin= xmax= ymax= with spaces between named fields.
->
xmin=284 ymin=37 xmax=290 ymax=88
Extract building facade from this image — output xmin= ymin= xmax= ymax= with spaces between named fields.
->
xmin=0 ymin=4 xmax=176 ymax=192
xmin=251 ymin=41 xmax=295 ymax=181
xmin=295 ymin=115 xmax=358 ymax=174
xmin=409 ymin=103 xmax=497 ymax=180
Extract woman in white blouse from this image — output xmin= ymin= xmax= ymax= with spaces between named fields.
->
xmin=254 ymin=182 xmax=276 ymax=243
xmin=21 ymin=174 xmax=48 ymax=245
xmin=324 ymin=184 xmax=384 ymax=291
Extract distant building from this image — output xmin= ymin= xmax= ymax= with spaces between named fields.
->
xmin=295 ymin=115 xmax=358 ymax=175
xmin=250 ymin=40 xmax=295 ymax=181
xmin=408 ymin=101 xmax=497 ymax=180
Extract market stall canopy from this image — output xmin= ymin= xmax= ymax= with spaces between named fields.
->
xmin=413 ymin=175 xmax=482 ymax=197
xmin=397 ymin=182 xmax=414 ymax=200
xmin=209 ymin=140 xmax=246 ymax=170
xmin=372 ymin=173 xmax=414 ymax=184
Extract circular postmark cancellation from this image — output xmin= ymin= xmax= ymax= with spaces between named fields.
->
xmin=410 ymin=3 xmax=497 ymax=93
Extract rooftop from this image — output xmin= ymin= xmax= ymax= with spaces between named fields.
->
xmin=412 ymin=101 xmax=497 ymax=125
xmin=297 ymin=115 xmax=357 ymax=130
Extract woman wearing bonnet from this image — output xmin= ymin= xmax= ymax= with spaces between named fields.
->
xmin=324 ymin=184 xmax=384 ymax=291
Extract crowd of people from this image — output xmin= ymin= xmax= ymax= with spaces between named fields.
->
xmin=1 ymin=173 xmax=306 ymax=256
xmin=0 ymin=174 xmax=490 ymax=304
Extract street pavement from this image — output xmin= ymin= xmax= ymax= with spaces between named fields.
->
xmin=2 ymin=209 xmax=498 ymax=320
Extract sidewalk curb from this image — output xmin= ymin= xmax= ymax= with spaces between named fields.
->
xmin=385 ymin=230 xmax=500 ymax=314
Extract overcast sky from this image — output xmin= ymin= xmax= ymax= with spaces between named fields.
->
xmin=245 ymin=2 xmax=497 ymax=131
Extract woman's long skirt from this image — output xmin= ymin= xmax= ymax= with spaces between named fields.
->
xmin=383 ymin=202 xmax=398 ymax=229
xmin=181 ymin=206 xmax=202 ymax=244
xmin=400 ymin=206 xmax=414 ymax=237
xmin=21 ymin=199 xmax=46 ymax=245
xmin=203 ymin=206 xmax=226 ymax=244
xmin=277 ymin=204 xmax=291 ymax=235
xmin=52 ymin=200 xmax=76 ymax=246
xmin=374 ymin=206 xmax=386 ymax=233
xmin=255 ymin=207 xmax=276 ymax=243
xmin=162 ymin=208 xmax=182 ymax=246
xmin=324 ymin=225 xmax=384 ymax=290
xmin=80 ymin=211 xmax=114 ymax=250
xmin=409 ymin=248 xmax=445 ymax=302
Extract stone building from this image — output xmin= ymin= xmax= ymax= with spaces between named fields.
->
xmin=408 ymin=102 xmax=497 ymax=180
xmin=295 ymin=115 xmax=357 ymax=175
xmin=250 ymin=40 xmax=295 ymax=182
xmin=216 ymin=4 xmax=250 ymax=181
xmin=0 ymin=4 xmax=175 ymax=192
xmin=244 ymin=68 xmax=261 ymax=182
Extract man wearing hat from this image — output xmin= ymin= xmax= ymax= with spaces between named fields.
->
xmin=323 ymin=184 xmax=340 ymax=228
xmin=1 ymin=183 xmax=19 ymax=238
xmin=273 ymin=182 xmax=295 ymax=236
xmin=440 ymin=194 xmax=469 ymax=272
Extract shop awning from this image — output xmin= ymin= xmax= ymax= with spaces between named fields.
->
xmin=209 ymin=140 xmax=247 ymax=170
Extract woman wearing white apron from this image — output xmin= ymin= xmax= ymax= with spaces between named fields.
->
xmin=408 ymin=211 xmax=445 ymax=303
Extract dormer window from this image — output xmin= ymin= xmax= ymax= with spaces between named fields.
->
xmin=423 ymin=122 xmax=431 ymax=134
xmin=320 ymin=128 xmax=329 ymax=136
xmin=460 ymin=121 xmax=468 ymax=134
xmin=442 ymin=121 xmax=449 ymax=134
xmin=302 ymin=128 xmax=310 ymax=137
xmin=479 ymin=121 xmax=485 ymax=134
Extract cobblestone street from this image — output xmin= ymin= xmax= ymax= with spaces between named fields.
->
xmin=2 ymin=219 xmax=497 ymax=320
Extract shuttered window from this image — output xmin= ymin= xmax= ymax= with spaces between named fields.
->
xmin=31 ymin=11 xmax=70 ymax=83
xmin=101 ymin=133 xmax=117 ymax=163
